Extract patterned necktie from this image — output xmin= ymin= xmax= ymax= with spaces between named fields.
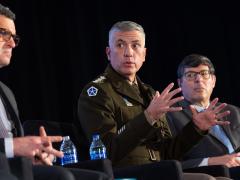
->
xmin=210 ymin=125 xmax=234 ymax=154
xmin=0 ymin=98 xmax=11 ymax=138
xmin=0 ymin=118 xmax=9 ymax=137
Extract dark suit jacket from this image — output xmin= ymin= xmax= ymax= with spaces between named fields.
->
xmin=0 ymin=81 xmax=24 ymax=154
xmin=166 ymin=100 xmax=240 ymax=169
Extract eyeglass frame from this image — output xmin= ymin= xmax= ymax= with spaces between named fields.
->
xmin=0 ymin=27 xmax=20 ymax=46
xmin=183 ymin=70 xmax=214 ymax=81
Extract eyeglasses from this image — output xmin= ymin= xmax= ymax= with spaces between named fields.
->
xmin=0 ymin=27 xmax=20 ymax=46
xmin=183 ymin=70 xmax=212 ymax=81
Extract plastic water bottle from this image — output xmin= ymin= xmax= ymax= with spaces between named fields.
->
xmin=60 ymin=136 xmax=78 ymax=166
xmin=89 ymin=134 xmax=107 ymax=160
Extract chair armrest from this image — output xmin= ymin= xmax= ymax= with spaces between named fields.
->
xmin=113 ymin=160 xmax=183 ymax=180
xmin=184 ymin=165 xmax=230 ymax=178
xmin=64 ymin=159 xmax=114 ymax=180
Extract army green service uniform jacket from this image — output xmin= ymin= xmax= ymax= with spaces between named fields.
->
xmin=78 ymin=64 xmax=205 ymax=167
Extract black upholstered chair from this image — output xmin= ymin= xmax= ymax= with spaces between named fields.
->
xmin=114 ymin=160 xmax=183 ymax=180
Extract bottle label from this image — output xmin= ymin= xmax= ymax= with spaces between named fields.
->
xmin=61 ymin=153 xmax=78 ymax=165
xmin=90 ymin=148 xmax=107 ymax=160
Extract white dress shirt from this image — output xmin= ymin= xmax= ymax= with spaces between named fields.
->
xmin=0 ymin=98 xmax=14 ymax=157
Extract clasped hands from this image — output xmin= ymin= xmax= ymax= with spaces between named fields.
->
xmin=13 ymin=126 xmax=63 ymax=165
xmin=146 ymin=82 xmax=230 ymax=131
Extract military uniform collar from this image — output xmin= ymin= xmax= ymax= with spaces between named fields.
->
xmin=104 ymin=64 xmax=128 ymax=88
xmin=104 ymin=64 xmax=148 ymax=105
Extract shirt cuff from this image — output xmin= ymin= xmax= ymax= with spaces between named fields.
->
xmin=198 ymin=158 xmax=209 ymax=166
xmin=4 ymin=137 xmax=14 ymax=158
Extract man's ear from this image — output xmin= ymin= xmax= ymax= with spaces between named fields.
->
xmin=106 ymin=47 xmax=110 ymax=61
xmin=212 ymin=74 xmax=216 ymax=88
xmin=177 ymin=78 xmax=181 ymax=87
xmin=143 ymin=47 xmax=147 ymax=62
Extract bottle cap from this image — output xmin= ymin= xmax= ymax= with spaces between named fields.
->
xmin=63 ymin=136 xmax=70 ymax=141
xmin=92 ymin=133 xmax=100 ymax=138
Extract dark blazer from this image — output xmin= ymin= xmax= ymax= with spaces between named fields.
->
xmin=78 ymin=64 xmax=206 ymax=168
xmin=166 ymin=100 xmax=240 ymax=169
xmin=0 ymin=81 xmax=24 ymax=154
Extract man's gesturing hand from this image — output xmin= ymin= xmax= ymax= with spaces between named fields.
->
xmin=191 ymin=98 xmax=230 ymax=131
xmin=146 ymin=83 xmax=184 ymax=121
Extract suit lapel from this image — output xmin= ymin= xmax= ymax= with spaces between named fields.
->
xmin=178 ymin=100 xmax=193 ymax=121
xmin=137 ymin=78 xmax=155 ymax=107
xmin=179 ymin=100 xmax=226 ymax=145
xmin=205 ymin=103 xmax=236 ymax=148
xmin=114 ymin=81 xmax=144 ymax=105
xmin=0 ymin=85 xmax=23 ymax=137
xmin=218 ymin=115 xmax=236 ymax=149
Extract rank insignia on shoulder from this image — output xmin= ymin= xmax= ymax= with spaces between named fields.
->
xmin=123 ymin=97 xmax=133 ymax=106
xmin=87 ymin=86 xmax=98 ymax=96
xmin=117 ymin=125 xmax=126 ymax=135
xmin=93 ymin=76 xmax=106 ymax=83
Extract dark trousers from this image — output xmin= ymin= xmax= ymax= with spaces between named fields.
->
xmin=0 ymin=170 xmax=18 ymax=180
xmin=114 ymin=161 xmax=183 ymax=180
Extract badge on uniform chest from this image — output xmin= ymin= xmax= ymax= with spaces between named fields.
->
xmin=122 ymin=97 xmax=133 ymax=107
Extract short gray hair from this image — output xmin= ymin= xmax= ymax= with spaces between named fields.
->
xmin=108 ymin=21 xmax=145 ymax=46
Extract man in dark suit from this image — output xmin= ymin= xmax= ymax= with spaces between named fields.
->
xmin=0 ymin=3 xmax=109 ymax=180
xmin=167 ymin=54 xmax=240 ymax=179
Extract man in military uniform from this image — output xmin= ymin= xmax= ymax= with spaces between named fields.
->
xmin=78 ymin=21 xmax=231 ymax=180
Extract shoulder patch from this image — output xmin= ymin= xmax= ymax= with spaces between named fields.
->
xmin=87 ymin=86 xmax=98 ymax=96
xmin=92 ymin=76 xmax=106 ymax=83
